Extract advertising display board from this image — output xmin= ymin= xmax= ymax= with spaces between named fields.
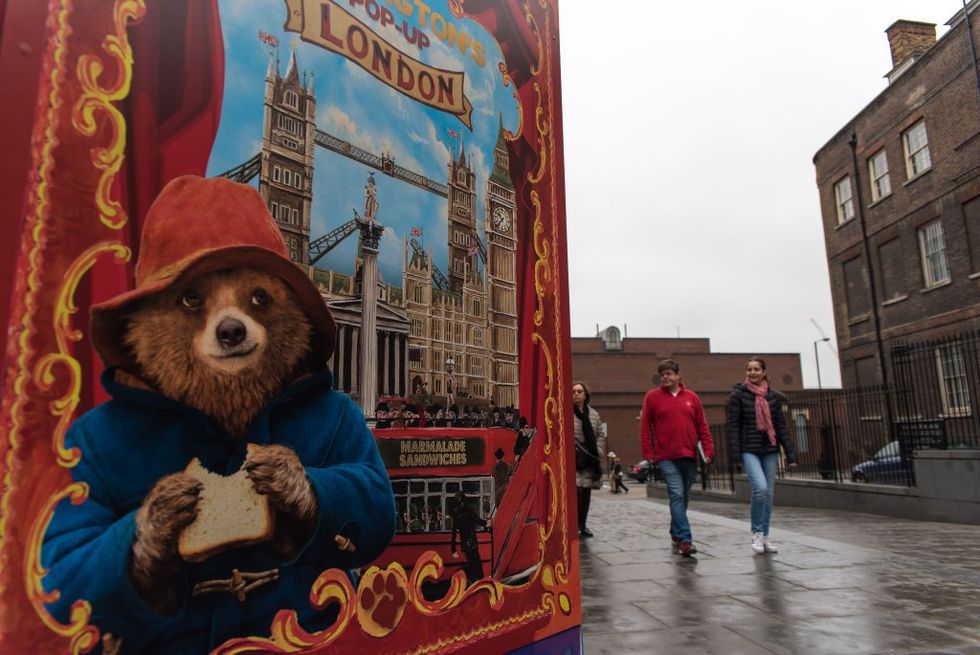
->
xmin=0 ymin=0 xmax=574 ymax=652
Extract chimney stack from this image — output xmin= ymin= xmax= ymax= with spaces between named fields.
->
xmin=886 ymin=20 xmax=936 ymax=70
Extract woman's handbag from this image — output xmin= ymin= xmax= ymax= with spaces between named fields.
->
xmin=574 ymin=442 xmax=596 ymax=471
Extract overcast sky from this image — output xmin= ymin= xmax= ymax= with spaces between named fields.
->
xmin=559 ymin=0 xmax=967 ymax=389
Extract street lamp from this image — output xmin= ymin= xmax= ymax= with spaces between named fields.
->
xmin=814 ymin=338 xmax=830 ymax=389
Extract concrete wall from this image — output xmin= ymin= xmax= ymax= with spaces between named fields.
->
xmin=646 ymin=450 xmax=980 ymax=525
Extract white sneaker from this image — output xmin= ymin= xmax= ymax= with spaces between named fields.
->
xmin=751 ymin=531 xmax=765 ymax=554
xmin=763 ymin=536 xmax=778 ymax=553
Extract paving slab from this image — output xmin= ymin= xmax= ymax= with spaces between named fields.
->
xmin=578 ymin=492 xmax=980 ymax=654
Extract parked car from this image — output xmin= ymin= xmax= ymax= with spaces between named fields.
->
xmin=851 ymin=441 xmax=911 ymax=484
xmin=627 ymin=459 xmax=662 ymax=483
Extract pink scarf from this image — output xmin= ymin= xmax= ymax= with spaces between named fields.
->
xmin=745 ymin=378 xmax=777 ymax=446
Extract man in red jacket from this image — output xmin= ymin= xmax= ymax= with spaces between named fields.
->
xmin=640 ymin=359 xmax=714 ymax=556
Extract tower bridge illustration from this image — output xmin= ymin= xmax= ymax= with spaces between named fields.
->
xmin=218 ymin=52 xmax=519 ymax=414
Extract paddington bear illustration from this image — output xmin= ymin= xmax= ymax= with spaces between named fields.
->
xmin=40 ymin=176 xmax=396 ymax=654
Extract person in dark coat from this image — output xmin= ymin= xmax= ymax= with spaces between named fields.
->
xmin=450 ymin=492 xmax=487 ymax=583
xmin=612 ymin=457 xmax=629 ymax=494
xmin=375 ymin=401 xmax=392 ymax=429
xmin=727 ymin=357 xmax=798 ymax=555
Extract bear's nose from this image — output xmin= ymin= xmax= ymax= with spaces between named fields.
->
xmin=216 ymin=317 xmax=247 ymax=348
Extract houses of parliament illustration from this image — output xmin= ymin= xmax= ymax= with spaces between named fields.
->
xmin=224 ymin=51 xmax=520 ymax=413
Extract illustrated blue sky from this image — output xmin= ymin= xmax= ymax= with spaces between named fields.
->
xmin=207 ymin=0 xmax=519 ymax=285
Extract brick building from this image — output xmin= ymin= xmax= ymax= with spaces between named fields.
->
xmin=813 ymin=4 xmax=980 ymax=390
xmin=571 ymin=327 xmax=803 ymax=466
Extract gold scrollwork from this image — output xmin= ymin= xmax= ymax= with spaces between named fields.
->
xmin=211 ymin=569 xmax=356 ymax=653
xmin=34 ymin=243 xmax=131 ymax=468
xmin=530 ymin=192 xmax=550 ymax=327
xmin=25 ymin=483 xmax=100 ymax=655
xmin=496 ymin=63 xmax=522 ymax=142
xmin=526 ymin=84 xmax=549 ymax=185
xmin=72 ymin=0 xmax=146 ymax=230
xmin=524 ymin=2 xmax=543 ymax=78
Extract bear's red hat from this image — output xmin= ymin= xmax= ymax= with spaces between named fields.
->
xmin=90 ymin=175 xmax=336 ymax=370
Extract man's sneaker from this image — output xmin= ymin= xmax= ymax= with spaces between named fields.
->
xmin=751 ymin=531 xmax=766 ymax=554
xmin=678 ymin=540 xmax=697 ymax=557
xmin=763 ymin=536 xmax=778 ymax=553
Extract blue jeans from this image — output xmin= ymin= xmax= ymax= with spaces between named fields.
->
xmin=658 ymin=458 xmax=697 ymax=542
xmin=742 ymin=452 xmax=778 ymax=535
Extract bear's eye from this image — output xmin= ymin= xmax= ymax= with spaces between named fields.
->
xmin=251 ymin=288 xmax=271 ymax=308
xmin=179 ymin=289 xmax=203 ymax=310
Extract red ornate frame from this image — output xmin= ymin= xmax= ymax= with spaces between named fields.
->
xmin=0 ymin=0 xmax=575 ymax=652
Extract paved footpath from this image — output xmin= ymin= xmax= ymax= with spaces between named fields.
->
xmin=579 ymin=490 xmax=980 ymax=654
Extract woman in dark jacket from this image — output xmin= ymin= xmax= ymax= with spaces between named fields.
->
xmin=727 ymin=357 xmax=798 ymax=554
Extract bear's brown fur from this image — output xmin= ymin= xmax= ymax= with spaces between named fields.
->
xmin=123 ymin=268 xmax=311 ymax=438
xmin=123 ymin=268 xmax=320 ymax=612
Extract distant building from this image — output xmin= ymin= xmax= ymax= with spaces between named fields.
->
xmin=813 ymin=4 xmax=980 ymax=389
xmin=572 ymin=327 xmax=803 ymax=466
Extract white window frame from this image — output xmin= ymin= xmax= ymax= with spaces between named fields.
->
xmin=903 ymin=120 xmax=932 ymax=179
xmin=868 ymin=149 xmax=891 ymax=202
xmin=273 ymin=165 xmax=281 ymax=183
xmin=834 ymin=176 xmax=854 ymax=224
xmin=935 ymin=343 xmax=972 ymax=417
xmin=291 ymin=208 xmax=299 ymax=226
xmin=283 ymin=90 xmax=298 ymax=109
xmin=917 ymin=219 xmax=950 ymax=288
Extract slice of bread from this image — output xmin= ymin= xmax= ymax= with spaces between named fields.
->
xmin=178 ymin=450 xmax=274 ymax=563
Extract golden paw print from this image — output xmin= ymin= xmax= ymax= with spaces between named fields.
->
xmin=356 ymin=567 xmax=408 ymax=637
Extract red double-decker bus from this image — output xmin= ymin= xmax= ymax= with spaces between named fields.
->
xmin=372 ymin=425 xmax=542 ymax=585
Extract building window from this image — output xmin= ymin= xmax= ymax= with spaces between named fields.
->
xmin=834 ymin=177 xmax=854 ymax=224
xmin=877 ymin=238 xmax=904 ymax=301
xmin=903 ymin=120 xmax=931 ymax=179
xmin=283 ymin=90 xmax=298 ymax=108
xmin=917 ymin=219 xmax=950 ymax=288
xmin=270 ymin=200 xmax=279 ymax=218
xmin=935 ymin=343 xmax=971 ymax=417
xmin=273 ymin=165 xmax=281 ymax=183
xmin=277 ymin=113 xmax=299 ymax=135
xmin=473 ymin=328 xmax=483 ymax=347
xmin=413 ymin=283 xmax=423 ymax=304
xmin=868 ymin=149 xmax=891 ymax=202
xmin=408 ymin=347 xmax=423 ymax=370
xmin=842 ymin=256 xmax=870 ymax=318
xmin=280 ymin=136 xmax=299 ymax=150
xmin=965 ymin=196 xmax=980 ymax=273
xmin=291 ymin=208 xmax=299 ymax=226
xmin=432 ymin=320 xmax=441 ymax=340
xmin=411 ymin=318 xmax=424 ymax=337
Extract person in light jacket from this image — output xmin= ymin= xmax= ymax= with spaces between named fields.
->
xmin=572 ymin=381 xmax=606 ymax=538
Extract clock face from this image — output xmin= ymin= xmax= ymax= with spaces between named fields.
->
xmin=492 ymin=206 xmax=511 ymax=232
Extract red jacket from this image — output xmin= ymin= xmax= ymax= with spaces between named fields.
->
xmin=640 ymin=384 xmax=715 ymax=462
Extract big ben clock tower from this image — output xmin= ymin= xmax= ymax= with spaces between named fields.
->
xmin=485 ymin=116 xmax=518 ymax=408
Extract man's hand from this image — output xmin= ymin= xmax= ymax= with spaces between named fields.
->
xmin=703 ymin=457 xmax=713 ymax=465
xmin=451 ymin=550 xmax=460 ymax=559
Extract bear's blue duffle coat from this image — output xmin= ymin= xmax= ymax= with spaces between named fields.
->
xmin=41 ymin=368 xmax=396 ymax=654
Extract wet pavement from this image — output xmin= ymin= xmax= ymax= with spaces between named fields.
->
xmin=579 ymin=490 xmax=980 ymax=654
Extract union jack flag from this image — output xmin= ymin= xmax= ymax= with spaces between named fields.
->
xmin=447 ymin=128 xmax=460 ymax=139
xmin=258 ymin=30 xmax=279 ymax=47
xmin=410 ymin=227 xmax=423 ymax=237
xmin=467 ymin=246 xmax=478 ymax=256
